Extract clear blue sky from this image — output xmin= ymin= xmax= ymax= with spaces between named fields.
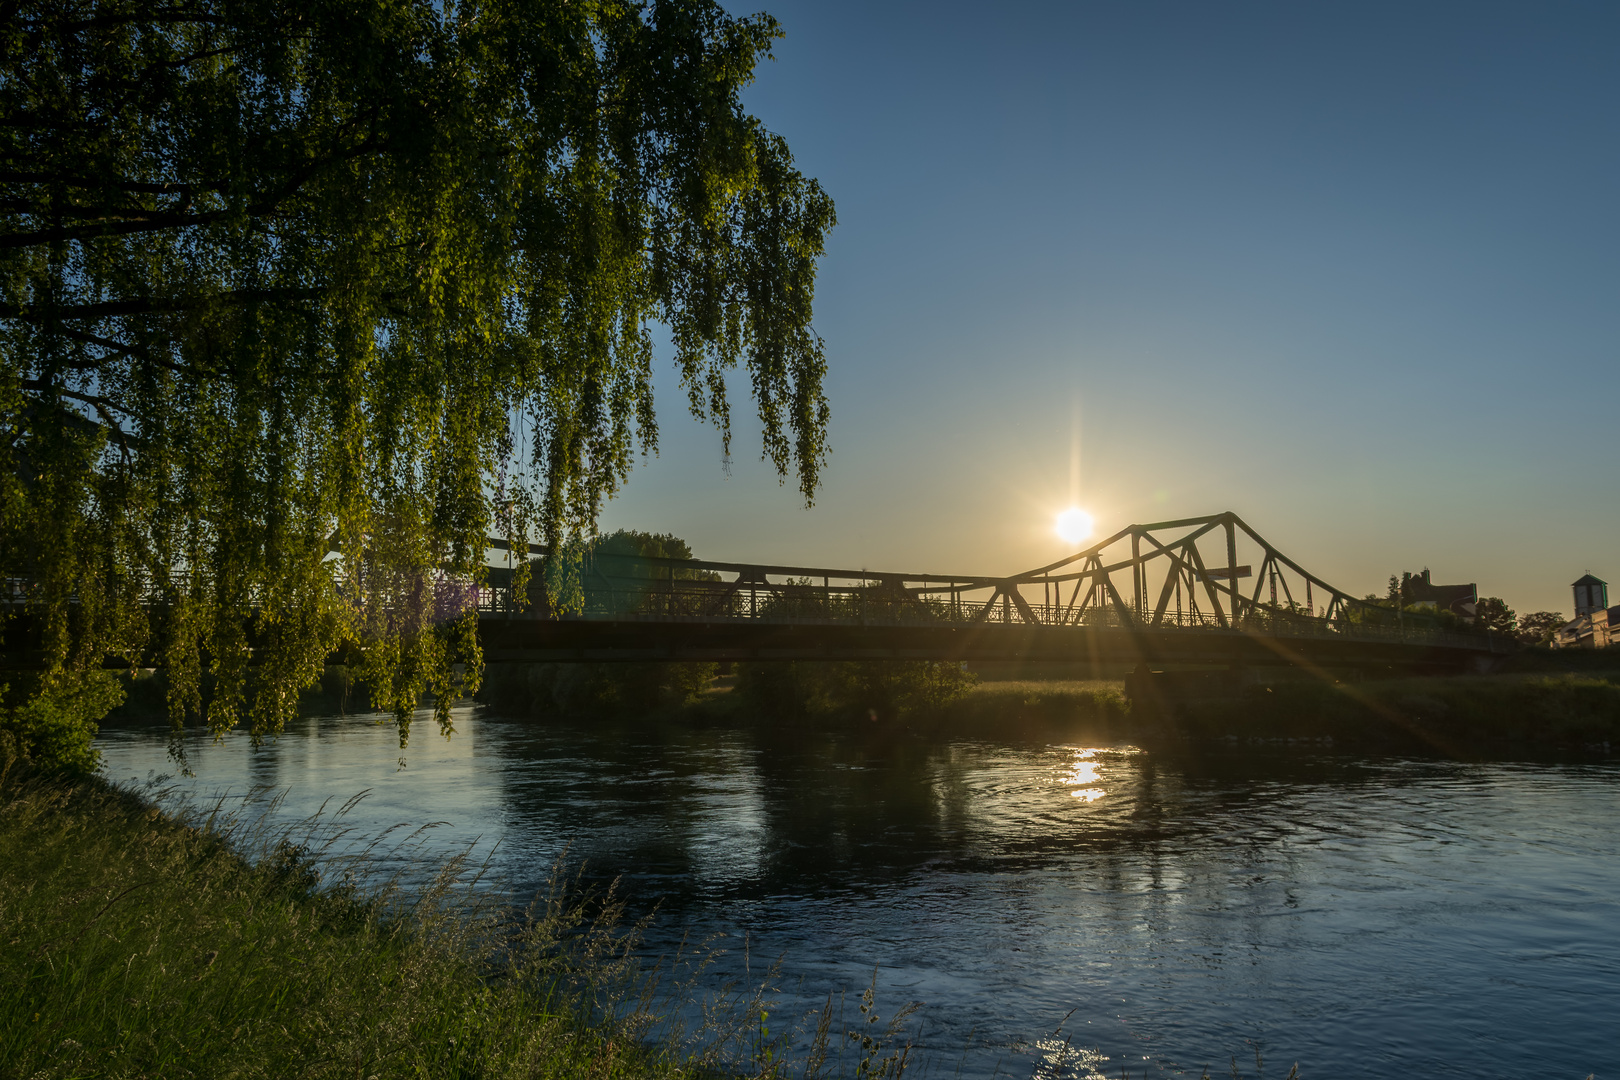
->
xmin=598 ymin=0 xmax=1619 ymax=617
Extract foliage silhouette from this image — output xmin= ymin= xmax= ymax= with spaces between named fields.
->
xmin=1475 ymin=596 xmax=1516 ymax=636
xmin=1515 ymin=610 xmax=1565 ymax=646
xmin=0 ymin=0 xmax=834 ymax=770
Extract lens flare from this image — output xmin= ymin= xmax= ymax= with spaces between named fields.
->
xmin=1055 ymin=507 xmax=1093 ymax=546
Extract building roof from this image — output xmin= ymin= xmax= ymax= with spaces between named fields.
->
xmin=1572 ymin=574 xmax=1608 ymax=586
xmin=1405 ymin=572 xmax=1475 ymax=612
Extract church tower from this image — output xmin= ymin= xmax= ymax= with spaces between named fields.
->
xmin=1572 ymin=574 xmax=1608 ymax=617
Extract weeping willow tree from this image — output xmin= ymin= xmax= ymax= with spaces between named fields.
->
xmin=0 ymin=0 xmax=835 ymax=771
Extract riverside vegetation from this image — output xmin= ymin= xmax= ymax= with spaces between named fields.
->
xmin=1121 ymin=649 xmax=1620 ymax=754
xmin=480 ymin=653 xmax=1620 ymax=755
xmin=106 ymin=645 xmax=1620 ymax=758
xmin=0 ymin=764 xmax=922 ymax=1080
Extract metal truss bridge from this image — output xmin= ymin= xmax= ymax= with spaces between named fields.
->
xmin=480 ymin=513 xmax=1511 ymax=671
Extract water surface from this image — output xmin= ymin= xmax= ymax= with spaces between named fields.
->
xmin=97 ymin=709 xmax=1619 ymax=1079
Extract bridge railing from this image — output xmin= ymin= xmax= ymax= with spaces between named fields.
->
xmin=473 ymin=571 xmax=1499 ymax=651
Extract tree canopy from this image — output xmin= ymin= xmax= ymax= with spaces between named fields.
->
xmin=1474 ymin=597 xmax=1515 ymax=637
xmin=0 ymin=0 xmax=835 ymax=770
xmin=1514 ymin=610 xmax=1565 ymax=647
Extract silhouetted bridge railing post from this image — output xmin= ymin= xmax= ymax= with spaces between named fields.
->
xmin=477 ymin=513 xmax=1513 ymax=671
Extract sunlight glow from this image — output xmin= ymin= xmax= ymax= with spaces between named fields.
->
xmin=1064 ymin=748 xmax=1107 ymax=802
xmin=1055 ymin=507 xmax=1094 ymax=546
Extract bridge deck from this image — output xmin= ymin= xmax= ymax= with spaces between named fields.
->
xmin=476 ymin=553 xmax=1510 ymax=668
xmin=477 ymin=610 xmax=1509 ymax=669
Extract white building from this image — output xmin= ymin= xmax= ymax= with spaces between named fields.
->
xmin=1557 ymin=575 xmax=1617 ymax=648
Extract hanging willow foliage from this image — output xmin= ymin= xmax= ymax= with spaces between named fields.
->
xmin=0 ymin=0 xmax=835 ymax=770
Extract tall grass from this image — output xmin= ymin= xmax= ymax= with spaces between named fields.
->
xmin=1144 ymin=671 xmax=1620 ymax=752
xmin=0 ymin=766 xmax=918 ymax=1080
xmin=909 ymin=681 xmax=1129 ymax=741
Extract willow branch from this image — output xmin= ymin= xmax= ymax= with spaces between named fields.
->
xmin=18 ymin=379 xmax=139 ymax=464
xmin=0 ymin=171 xmax=206 ymax=195
xmin=0 ymin=126 xmax=388 ymax=250
xmin=0 ymin=286 xmax=333 ymax=321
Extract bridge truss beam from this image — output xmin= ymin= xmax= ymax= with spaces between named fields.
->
xmin=475 ymin=512 xmax=1507 ymax=666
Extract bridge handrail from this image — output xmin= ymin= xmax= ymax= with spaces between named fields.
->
xmin=471 ymin=578 xmax=1508 ymax=653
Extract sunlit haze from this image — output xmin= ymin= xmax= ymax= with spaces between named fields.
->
xmin=597 ymin=1 xmax=1619 ymax=616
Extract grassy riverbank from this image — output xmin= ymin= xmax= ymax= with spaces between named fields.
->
xmin=0 ymin=767 xmax=859 ymax=1080
xmin=1135 ymin=670 xmax=1620 ymax=753
xmin=918 ymin=679 xmax=1131 ymax=741
xmin=925 ymin=670 xmax=1620 ymax=753
xmin=900 ymin=663 xmax=1620 ymax=754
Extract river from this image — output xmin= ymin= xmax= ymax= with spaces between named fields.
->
xmin=95 ymin=707 xmax=1618 ymax=1079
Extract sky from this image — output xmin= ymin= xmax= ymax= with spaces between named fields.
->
xmin=596 ymin=0 xmax=1620 ymax=618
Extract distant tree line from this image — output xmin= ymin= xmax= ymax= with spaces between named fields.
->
xmin=1363 ymin=573 xmax=1563 ymax=646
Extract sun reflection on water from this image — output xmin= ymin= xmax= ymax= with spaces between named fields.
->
xmin=1062 ymin=747 xmax=1107 ymax=802
xmin=1033 ymin=1038 xmax=1109 ymax=1080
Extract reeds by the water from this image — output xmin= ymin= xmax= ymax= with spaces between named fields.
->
xmin=1143 ymin=670 xmax=1620 ymax=752
xmin=908 ymin=680 xmax=1129 ymax=742
xmin=0 ymin=766 xmax=919 ymax=1080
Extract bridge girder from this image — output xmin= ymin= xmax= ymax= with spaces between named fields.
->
xmin=473 ymin=512 xmax=1509 ymax=667
xmin=477 ymin=617 xmax=1503 ymax=670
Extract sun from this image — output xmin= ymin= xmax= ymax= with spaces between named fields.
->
xmin=1055 ymin=507 xmax=1093 ymax=546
